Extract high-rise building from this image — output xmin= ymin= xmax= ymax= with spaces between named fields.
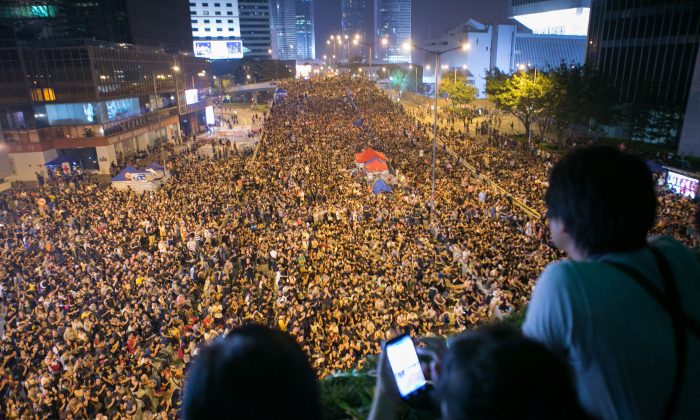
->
xmin=270 ymin=0 xmax=297 ymax=60
xmin=0 ymin=1 xmax=213 ymax=181
xmin=270 ymin=0 xmax=314 ymax=61
xmin=507 ymin=0 xmax=591 ymax=36
xmin=342 ymin=0 xmax=372 ymax=58
xmin=586 ymin=0 xmax=700 ymax=146
xmin=295 ymin=0 xmax=314 ymax=60
xmin=374 ymin=0 xmax=411 ymax=63
xmin=0 ymin=0 xmax=193 ymax=52
xmin=238 ymin=0 xmax=273 ymax=58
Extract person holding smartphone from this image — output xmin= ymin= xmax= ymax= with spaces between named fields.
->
xmin=369 ymin=326 xmax=588 ymax=420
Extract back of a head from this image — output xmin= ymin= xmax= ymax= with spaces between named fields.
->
xmin=437 ymin=326 xmax=588 ymax=420
xmin=182 ymin=324 xmax=321 ymax=420
xmin=545 ymin=145 xmax=657 ymax=255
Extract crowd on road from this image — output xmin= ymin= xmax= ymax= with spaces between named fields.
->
xmin=0 ymin=77 xmax=696 ymax=418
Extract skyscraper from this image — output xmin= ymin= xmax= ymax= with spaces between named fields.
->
xmin=295 ymin=0 xmax=315 ymax=60
xmin=587 ymin=0 xmax=700 ymax=145
xmin=0 ymin=0 xmax=192 ymax=52
xmin=270 ymin=0 xmax=314 ymax=60
xmin=237 ymin=0 xmax=273 ymax=58
xmin=270 ymin=0 xmax=296 ymax=59
xmin=374 ymin=0 xmax=411 ymax=63
xmin=342 ymin=0 xmax=372 ymax=58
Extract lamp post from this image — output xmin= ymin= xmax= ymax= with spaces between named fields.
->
xmin=404 ymin=41 xmax=470 ymax=220
xmin=380 ymin=37 xmax=388 ymax=63
xmin=409 ymin=64 xmax=418 ymax=92
xmin=353 ymin=37 xmax=373 ymax=80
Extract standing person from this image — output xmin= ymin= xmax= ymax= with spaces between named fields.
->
xmin=523 ymin=146 xmax=700 ymax=420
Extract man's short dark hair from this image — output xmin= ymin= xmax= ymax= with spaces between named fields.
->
xmin=545 ymin=145 xmax=657 ymax=254
xmin=182 ymin=324 xmax=321 ymax=420
xmin=437 ymin=326 xmax=588 ymax=420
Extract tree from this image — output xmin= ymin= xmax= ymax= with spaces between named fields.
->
xmin=542 ymin=64 xmax=617 ymax=147
xmin=486 ymin=68 xmax=549 ymax=142
xmin=389 ymin=69 xmax=410 ymax=95
xmin=439 ymin=73 xmax=478 ymax=109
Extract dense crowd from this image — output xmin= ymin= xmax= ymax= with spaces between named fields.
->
xmin=0 ymin=77 xmax=696 ymax=418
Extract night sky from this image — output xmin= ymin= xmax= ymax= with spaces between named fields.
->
xmin=315 ymin=0 xmax=510 ymax=56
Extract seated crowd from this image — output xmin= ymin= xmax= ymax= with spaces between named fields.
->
xmin=0 ymin=77 xmax=697 ymax=418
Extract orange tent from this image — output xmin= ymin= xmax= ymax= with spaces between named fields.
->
xmin=355 ymin=147 xmax=388 ymax=164
xmin=364 ymin=158 xmax=389 ymax=172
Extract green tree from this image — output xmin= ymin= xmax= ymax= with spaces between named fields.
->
xmin=439 ymin=73 xmax=478 ymax=109
xmin=486 ymin=68 xmax=549 ymax=142
xmin=542 ymin=64 xmax=617 ymax=147
xmin=389 ymin=69 xmax=410 ymax=95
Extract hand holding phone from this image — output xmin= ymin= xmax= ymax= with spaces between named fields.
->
xmin=385 ymin=334 xmax=428 ymax=399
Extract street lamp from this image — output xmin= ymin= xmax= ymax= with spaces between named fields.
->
xmin=353 ymin=36 xmax=374 ymax=80
xmin=380 ymin=37 xmax=388 ymax=62
xmin=409 ymin=64 xmax=418 ymax=92
xmin=404 ymin=40 xmax=470 ymax=218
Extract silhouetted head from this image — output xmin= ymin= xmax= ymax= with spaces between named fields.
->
xmin=182 ymin=324 xmax=321 ymax=420
xmin=437 ymin=326 xmax=588 ymax=420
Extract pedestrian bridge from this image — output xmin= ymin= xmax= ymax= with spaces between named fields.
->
xmin=226 ymin=81 xmax=278 ymax=94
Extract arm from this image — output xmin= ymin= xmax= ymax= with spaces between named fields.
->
xmin=367 ymin=350 xmax=399 ymax=420
xmin=522 ymin=262 xmax=579 ymax=358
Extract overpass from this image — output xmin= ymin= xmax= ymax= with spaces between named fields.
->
xmin=226 ymin=81 xmax=278 ymax=94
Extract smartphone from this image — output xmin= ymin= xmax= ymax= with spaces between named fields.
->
xmin=385 ymin=334 xmax=428 ymax=399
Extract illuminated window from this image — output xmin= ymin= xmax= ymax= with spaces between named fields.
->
xmin=31 ymin=88 xmax=56 ymax=102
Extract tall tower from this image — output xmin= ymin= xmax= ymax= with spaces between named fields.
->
xmin=587 ymin=0 xmax=700 ymax=145
xmin=374 ymin=0 xmax=411 ymax=63
xmin=238 ymin=0 xmax=273 ymax=58
xmin=341 ymin=0 xmax=372 ymax=58
xmin=0 ymin=0 xmax=193 ymax=52
xmin=270 ymin=0 xmax=297 ymax=59
xmin=295 ymin=0 xmax=314 ymax=60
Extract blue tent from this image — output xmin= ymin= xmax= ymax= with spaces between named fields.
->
xmin=372 ymin=179 xmax=393 ymax=195
xmin=112 ymin=166 xmax=143 ymax=181
xmin=44 ymin=156 xmax=79 ymax=166
xmin=145 ymin=162 xmax=164 ymax=171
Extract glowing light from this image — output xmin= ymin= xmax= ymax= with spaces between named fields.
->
xmin=513 ymin=7 xmax=590 ymax=36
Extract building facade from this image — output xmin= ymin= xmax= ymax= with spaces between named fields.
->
xmin=0 ymin=41 xmax=212 ymax=181
xmin=270 ymin=0 xmax=314 ymax=61
xmin=0 ymin=0 xmax=193 ymax=52
xmin=508 ymin=0 xmax=591 ymax=36
xmin=238 ymin=0 xmax=273 ymax=58
xmin=417 ymin=20 xmax=587 ymax=98
xmin=295 ymin=0 xmax=314 ymax=60
xmin=586 ymin=0 xmax=700 ymax=145
xmin=270 ymin=0 xmax=297 ymax=60
xmin=678 ymin=47 xmax=700 ymax=157
xmin=189 ymin=1 xmax=241 ymax=43
xmin=374 ymin=0 xmax=411 ymax=63
xmin=342 ymin=0 xmax=372 ymax=59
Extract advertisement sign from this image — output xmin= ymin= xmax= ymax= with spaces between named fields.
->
xmin=193 ymin=40 xmax=244 ymax=60
xmin=666 ymin=171 xmax=699 ymax=199
xmin=185 ymin=89 xmax=199 ymax=105
xmin=205 ymin=106 xmax=215 ymax=125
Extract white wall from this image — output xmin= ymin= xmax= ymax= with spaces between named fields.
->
xmin=96 ymin=145 xmax=117 ymax=175
xmin=9 ymin=149 xmax=58 ymax=181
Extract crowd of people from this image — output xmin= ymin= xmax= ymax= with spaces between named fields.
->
xmin=0 ymin=77 xmax=697 ymax=418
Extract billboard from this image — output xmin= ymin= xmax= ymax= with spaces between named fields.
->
xmin=185 ymin=89 xmax=199 ymax=105
xmin=193 ymin=40 xmax=244 ymax=60
xmin=666 ymin=171 xmax=699 ymax=199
